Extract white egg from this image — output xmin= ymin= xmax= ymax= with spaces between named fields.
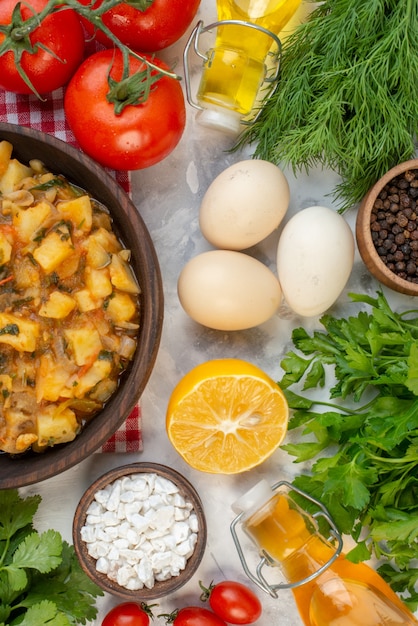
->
xmin=177 ymin=250 xmax=282 ymax=331
xmin=276 ymin=205 xmax=354 ymax=317
xmin=199 ymin=160 xmax=290 ymax=250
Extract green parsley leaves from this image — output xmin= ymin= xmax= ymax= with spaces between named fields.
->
xmin=279 ymin=290 xmax=418 ymax=609
xmin=0 ymin=490 xmax=103 ymax=625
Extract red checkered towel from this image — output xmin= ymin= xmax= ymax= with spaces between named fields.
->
xmin=0 ymin=87 xmax=143 ymax=453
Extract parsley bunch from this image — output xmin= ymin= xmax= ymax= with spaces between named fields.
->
xmin=239 ymin=0 xmax=418 ymax=211
xmin=0 ymin=490 xmax=103 ymax=625
xmin=279 ymin=290 xmax=418 ymax=609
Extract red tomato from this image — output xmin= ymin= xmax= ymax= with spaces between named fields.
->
xmin=206 ymin=581 xmax=262 ymax=625
xmin=102 ymin=602 xmax=151 ymax=626
xmin=0 ymin=0 xmax=84 ymax=95
xmin=172 ymin=607 xmax=228 ymax=626
xmin=64 ymin=49 xmax=186 ymax=171
xmin=76 ymin=0 xmax=201 ymax=51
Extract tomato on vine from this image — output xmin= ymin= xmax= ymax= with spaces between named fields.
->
xmin=102 ymin=602 xmax=154 ymax=626
xmin=76 ymin=0 xmax=201 ymax=52
xmin=0 ymin=0 xmax=85 ymax=96
xmin=200 ymin=580 xmax=262 ymax=625
xmin=64 ymin=48 xmax=186 ymax=170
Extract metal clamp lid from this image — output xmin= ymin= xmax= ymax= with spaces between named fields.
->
xmin=230 ymin=480 xmax=344 ymax=598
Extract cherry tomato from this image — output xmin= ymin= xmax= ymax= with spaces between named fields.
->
xmin=172 ymin=607 xmax=228 ymax=626
xmin=102 ymin=602 xmax=152 ymax=626
xmin=64 ymin=49 xmax=186 ymax=171
xmin=203 ymin=581 xmax=262 ymax=625
xmin=0 ymin=0 xmax=85 ymax=95
xmin=76 ymin=0 xmax=201 ymax=51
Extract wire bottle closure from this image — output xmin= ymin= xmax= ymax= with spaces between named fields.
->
xmin=183 ymin=19 xmax=282 ymax=126
xmin=230 ymin=480 xmax=344 ymax=598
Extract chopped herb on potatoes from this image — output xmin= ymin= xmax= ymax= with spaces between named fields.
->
xmin=0 ymin=140 xmax=140 ymax=454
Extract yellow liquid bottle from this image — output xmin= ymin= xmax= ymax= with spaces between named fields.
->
xmin=196 ymin=0 xmax=302 ymax=132
xmin=232 ymin=480 xmax=418 ymax=626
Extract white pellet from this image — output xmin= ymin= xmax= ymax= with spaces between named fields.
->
xmin=102 ymin=511 xmax=119 ymax=526
xmin=116 ymin=521 xmax=131 ymax=539
xmin=81 ymin=472 xmax=200 ymax=591
xmin=173 ymin=493 xmax=187 ymax=508
xmin=189 ymin=513 xmax=199 ymax=533
xmin=120 ymin=489 xmax=135 ymax=503
xmin=104 ymin=526 xmax=119 ymax=540
xmin=96 ymin=557 xmax=109 ymax=574
xmin=174 ymin=506 xmax=190 ymax=521
xmin=114 ymin=538 xmax=129 ymax=550
xmin=176 ymin=536 xmax=196 ymax=557
xmin=172 ymin=521 xmax=191 ymax=544
xmin=126 ymin=577 xmax=143 ymax=590
xmin=97 ymin=529 xmax=112 ymax=543
xmin=136 ymin=557 xmax=154 ymax=587
xmin=80 ymin=525 xmax=96 ymax=543
xmin=86 ymin=500 xmax=103 ymax=516
xmin=95 ymin=488 xmax=111 ymax=506
xmin=116 ymin=503 xmax=126 ymax=520
xmin=154 ymin=475 xmax=179 ymax=495
xmin=128 ymin=512 xmax=150 ymax=532
xmin=117 ymin=564 xmax=135 ymax=587
xmin=106 ymin=481 xmax=121 ymax=511
xmin=107 ymin=546 xmax=120 ymax=561
xmin=124 ymin=501 xmax=142 ymax=516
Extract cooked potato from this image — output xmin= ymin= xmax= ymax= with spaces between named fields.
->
xmin=0 ymin=230 xmax=12 ymax=265
xmin=85 ymin=236 xmax=111 ymax=268
xmin=38 ymin=291 xmax=77 ymax=319
xmin=85 ymin=266 xmax=113 ymax=299
xmin=34 ymin=404 xmax=79 ymax=451
xmin=13 ymin=200 xmax=52 ymax=243
xmin=0 ymin=312 xmax=39 ymax=352
xmin=64 ymin=328 xmax=103 ymax=366
xmin=74 ymin=288 xmax=101 ymax=312
xmin=0 ymin=140 xmax=13 ymax=178
xmin=74 ymin=358 xmax=112 ymax=398
xmin=0 ymin=159 xmax=33 ymax=194
xmin=109 ymin=253 xmax=141 ymax=294
xmin=106 ymin=292 xmax=138 ymax=325
xmin=57 ymin=195 xmax=93 ymax=232
xmin=33 ymin=228 xmax=74 ymax=273
xmin=36 ymin=353 xmax=74 ymax=402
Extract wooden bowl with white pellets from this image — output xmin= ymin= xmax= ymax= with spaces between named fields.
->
xmin=73 ymin=462 xmax=207 ymax=600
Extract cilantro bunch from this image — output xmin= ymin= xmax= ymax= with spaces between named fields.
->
xmin=0 ymin=490 xmax=103 ymax=625
xmin=279 ymin=290 xmax=418 ymax=609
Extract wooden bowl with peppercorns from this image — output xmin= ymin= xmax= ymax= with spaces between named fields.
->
xmin=356 ymin=158 xmax=418 ymax=296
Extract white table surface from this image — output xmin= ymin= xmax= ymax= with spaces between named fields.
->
xmin=19 ymin=1 xmax=418 ymax=624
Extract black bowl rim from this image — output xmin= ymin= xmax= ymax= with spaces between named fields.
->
xmin=72 ymin=462 xmax=207 ymax=600
xmin=0 ymin=122 xmax=164 ymax=488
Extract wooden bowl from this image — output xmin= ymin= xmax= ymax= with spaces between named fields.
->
xmin=73 ymin=462 xmax=207 ymax=600
xmin=0 ymin=122 xmax=164 ymax=488
xmin=356 ymin=158 xmax=418 ymax=296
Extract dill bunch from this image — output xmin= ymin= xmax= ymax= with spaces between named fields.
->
xmin=239 ymin=0 xmax=418 ymax=211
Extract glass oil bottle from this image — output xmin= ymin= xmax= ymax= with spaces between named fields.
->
xmin=183 ymin=0 xmax=302 ymax=133
xmin=231 ymin=479 xmax=418 ymax=625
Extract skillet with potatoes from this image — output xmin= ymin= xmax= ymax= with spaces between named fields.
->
xmin=0 ymin=140 xmax=140 ymax=455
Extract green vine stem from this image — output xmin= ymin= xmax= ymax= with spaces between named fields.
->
xmin=0 ymin=0 xmax=181 ymax=107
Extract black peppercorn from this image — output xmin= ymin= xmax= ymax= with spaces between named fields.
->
xmin=371 ymin=169 xmax=418 ymax=282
